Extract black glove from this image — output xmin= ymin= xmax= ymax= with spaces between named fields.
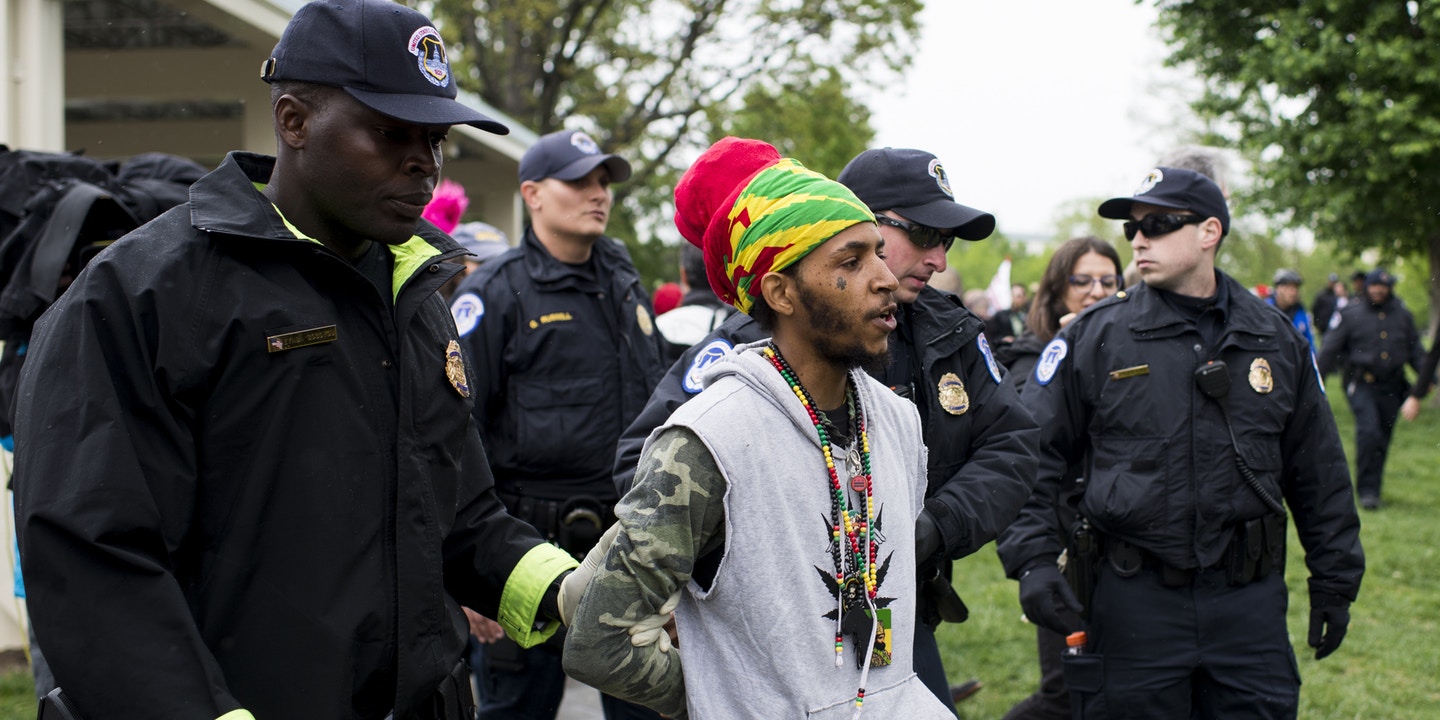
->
xmin=1308 ymin=592 xmax=1350 ymax=660
xmin=915 ymin=509 xmax=942 ymax=566
xmin=1018 ymin=563 xmax=1083 ymax=637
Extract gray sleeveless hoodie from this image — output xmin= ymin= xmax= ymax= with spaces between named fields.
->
xmin=659 ymin=342 xmax=951 ymax=719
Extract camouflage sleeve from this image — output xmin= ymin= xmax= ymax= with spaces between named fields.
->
xmin=562 ymin=426 xmax=726 ymax=719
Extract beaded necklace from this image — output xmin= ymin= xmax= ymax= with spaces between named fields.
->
xmin=761 ymin=343 xmax=880 ymax=716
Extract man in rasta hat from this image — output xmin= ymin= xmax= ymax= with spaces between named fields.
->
xmin=563 ymin=138 xmax=953 ymax=718
xmin=612 ymin=146 xmax=1038 ymax=713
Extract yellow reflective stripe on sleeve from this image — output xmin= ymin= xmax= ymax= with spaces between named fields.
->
xmin=497 ymin=542 xmax=579 ymax=648
xmin=216 ymin=710 xmax=256 ymax=720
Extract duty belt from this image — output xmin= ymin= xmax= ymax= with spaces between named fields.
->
xmin=497 ymin=491 xmax=616 ymax=557
xmin=1103 ymin=516 xmax=1285 ymax=589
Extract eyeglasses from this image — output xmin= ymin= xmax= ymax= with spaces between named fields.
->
xmin=1122 ymin=213 xmax=1205 ymax=241
xmin=1068 ymin=274 xmax=1122 ymax=291
xmin=874 ymin=215 xmax=956 ymax=251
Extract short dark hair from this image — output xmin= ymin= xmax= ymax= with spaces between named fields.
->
xmin=1028 ymin=236 xmax=1124 ymax=343
xmin=681 ymin=243 xmax=712 ymax=293
xmin=270 ymin=81 xmax=338 ymax=113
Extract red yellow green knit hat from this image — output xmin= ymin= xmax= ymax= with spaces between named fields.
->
xmin=673 ymin=137 xmax=875 ymax=315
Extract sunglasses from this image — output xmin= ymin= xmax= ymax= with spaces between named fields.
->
xmin=1068 ymin=274 xmax=1122 ymax=291
xmin=874 ymin=215 xmax=956 ymax=251
xmin=1122 ymin=213 xmax=1205 ymax=241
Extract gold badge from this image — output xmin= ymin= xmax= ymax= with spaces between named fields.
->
xmin=445 ymin=340 xmax=470 ymax=398
xmin=937 ymin=372 xmax=969 ymax=416
xmin=1248 ymin=357 xmax=1273 ymax=394
xmin=636 ymin=304 xmax=654 ymax=336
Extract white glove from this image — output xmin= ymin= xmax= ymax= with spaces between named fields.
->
xmin=558 ymin=522 xmax=621 ymax=626
xmin=628 ymin=589 xmax=682 ymax=653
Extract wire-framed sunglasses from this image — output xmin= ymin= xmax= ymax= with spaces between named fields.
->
xmin=1122 ymin=213 xmax=1205 ymax=241
xmin=874 ymin=215 xmax=956 ymax=251
xmin=1067 ymin=274 xmax=1123 ymax=291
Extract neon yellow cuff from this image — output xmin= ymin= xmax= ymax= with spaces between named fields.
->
xmin=497 ymin=542 xmax=579 ymax=648
xmin=217 ymin=710 xmax=256 ymax=720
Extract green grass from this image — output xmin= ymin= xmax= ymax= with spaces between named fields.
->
xmin=0 ymin=381 xmax=1433 ymax=719
xmin=0 ymin=668 xmax=33 ymax=719
xmin=940 ymin=376 xmax=1440 ymax=719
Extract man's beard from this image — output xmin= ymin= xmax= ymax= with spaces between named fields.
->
xmin=797 ymin=282 xmax=893 ymax=376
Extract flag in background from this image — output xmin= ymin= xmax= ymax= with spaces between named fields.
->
xmin=986 ymin=257 xmax=1013 ymax=312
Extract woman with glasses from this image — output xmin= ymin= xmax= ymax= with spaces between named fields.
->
xmin=996 ymin=236 xmax=1124 ymax=388
xmin=993 ymin=234 xmax=1122 ymax=720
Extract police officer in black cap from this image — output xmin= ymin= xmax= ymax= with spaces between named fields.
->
xmin=1005 ymin=167 xmax=1363 ymax=719
xmin=1318 ymin=269 xmax=1425 ymax=509
xmin=613 ymin=146 xmax=1039 ymax=714
xmin=449 ymin=130 xmax=667 ymax=720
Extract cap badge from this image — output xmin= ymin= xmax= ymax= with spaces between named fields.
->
xmin=571 ymin=132 xmax=601 ymax=155
xmin=928 ymin=159 xmax=954 ymax=199
xmin=445 ymin=340 xmax=470 ymax=397
xmin=938 ymin=372 xmax=969 ymax=416
xmin=636 ymin=304 xmax=654 ymax=337
xmin=1248 ymin=357 xmax=1273 ymax=394
xmin=408 ymin=27 xmax=450 ymax=87
xmin=1134 ymin=169 xmax=1162 ymax=196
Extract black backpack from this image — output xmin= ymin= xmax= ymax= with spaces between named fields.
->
xmin=0 ymin=146 xmax=206 ymax=438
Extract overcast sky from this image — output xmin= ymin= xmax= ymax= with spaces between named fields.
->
xmin=868 ymin=2 xmax=1194 ymax=239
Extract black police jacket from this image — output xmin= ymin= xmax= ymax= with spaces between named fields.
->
xmin=1317 ymin=295 xmax=1424 ymax=387
xmin=13 ymin=153 xmax=572 ymax=720
xmin=451 ymin=228 xmax=666 ymax=503
xmin=614 ymin=286 xmax=1038 ymax=562
xmin=1003 ymin=272 xmax=1363 ymax=604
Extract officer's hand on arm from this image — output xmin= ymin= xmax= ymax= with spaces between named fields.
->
xmin=1308 ymin=593 xmax=1350 ymax=660
xmin=1018 ymin=563 xmax=1083 ymax=637
xmin=1401 ymin=396 xmax=1422 ymax=422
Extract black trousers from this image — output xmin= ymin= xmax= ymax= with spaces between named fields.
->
xmin=1069 ymin=562 xmax=1299 ymax=720
xmin=1346 ymin=379 xmax=1405 ymax=499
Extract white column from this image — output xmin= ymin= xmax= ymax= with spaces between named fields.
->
xmin=6 ymin=0 xmax=64 ymax=151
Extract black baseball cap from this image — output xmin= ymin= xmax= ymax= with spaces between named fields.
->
xmin=1365 ymin=269 xmax=1395 ymax=287
xmin=261 ymin=0 xmax=507 ymax=133
xmin=1098 ymin=167 xmax=1230 ymax=236
xmin=519 ymin=130 xmax=632 ymax=183
xmin=837 ymin=148 xmax=996 ymax=241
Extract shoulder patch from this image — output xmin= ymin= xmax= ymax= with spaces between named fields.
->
xmin=977 ymin=334 xmax=1002 ymax=384
xmin=1034 ymin=338 xmax=1068 ymax=386
xmin=451 ymin=292 xmax=484 ymax=336
xmin=683 ymin=339 xmax=732 ymax=394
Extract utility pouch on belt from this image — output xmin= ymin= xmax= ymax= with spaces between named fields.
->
xmin=1062 ymin=518 xmax=1101 ymax=618
xmin=1227 ymin=517 xmax=1263 ymax=585
xmin=1225 ymin=515 xmax=1287 ymax=586
xmin=38 ymin=688 xmax=83 ymax=720
xmin=556 ymin=496 xmax=607 ymax=558
xmin=1262 ymin=513 xmax=1286 ymax=576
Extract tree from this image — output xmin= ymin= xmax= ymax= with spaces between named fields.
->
xmin=720 ymin=68 xmax=875 ymax=181
xmin=1151 ymin=0 xmax=1440 ymax=329
xmin=428 ymin=0 xmax=919 ymax=281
